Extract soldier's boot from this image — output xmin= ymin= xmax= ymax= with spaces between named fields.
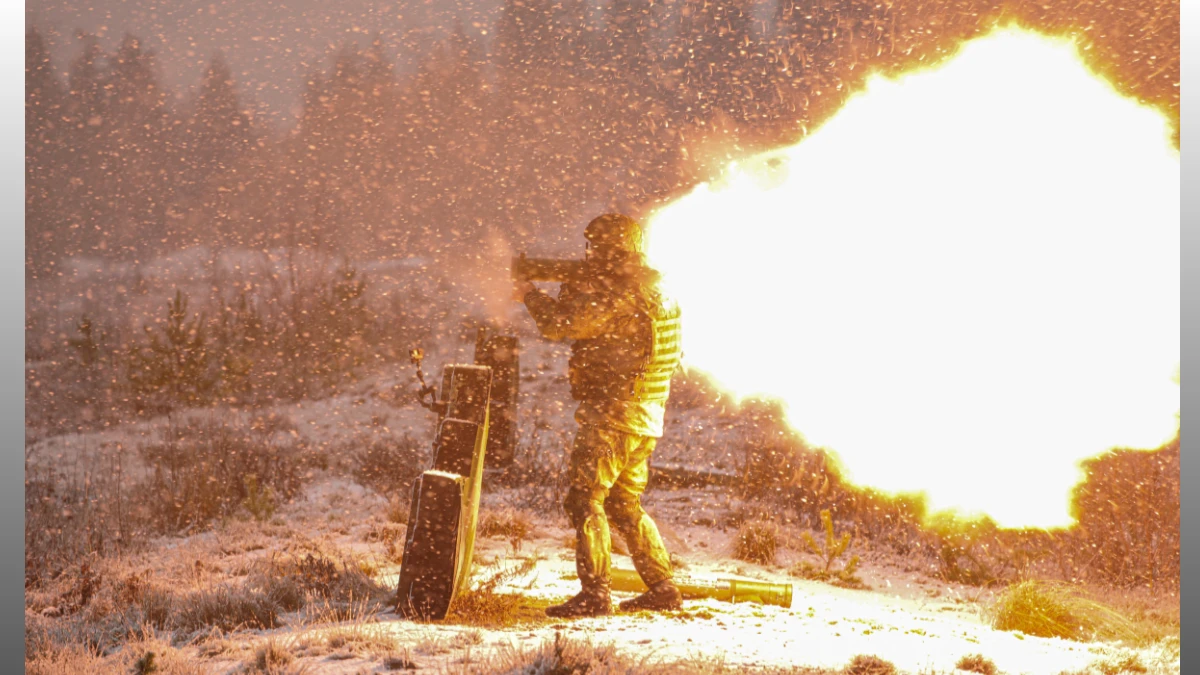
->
xmin=545 ymin=585 xmax=613 ymax=619
xmin=618 ymin=579 xmax=682 ymax=612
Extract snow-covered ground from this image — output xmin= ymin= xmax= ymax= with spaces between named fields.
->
xmin=25 ymin=275 xmax=1179 ymax=674
xmin=103 ymin=473 xmax=1174 ymax=675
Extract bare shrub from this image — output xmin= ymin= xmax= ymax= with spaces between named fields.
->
xmin=352 ymin=435 xmax=426 ymax=496
xmin=988 ymin=580 xmax=1137 ymax=642
xmin=668 ymin=371 xmax=722 ymax=411
xmin=251 ymin=637 xmax=295 ymax=673
xmin=739 ymin=400 xmax=802 ymax=498
xmin=1069 ymin=438 xmax=1179 ymax=589
xmin=733 ymin=519 xmax=779 ymax=566
xmin=955 ymin=653 xmax=999 ymax=675
xmin=507 ymin=414 xmax=572 ymax=511
xmin=214 ymin=255 xmax=385 ymax=402
xmin=844 ymin=654 xmax=897 ymax=675
xmin=136 ymin=416 xmax=310 ymax=533
xmin=735 ymin=402 xmax=928 ymax=549
xmin=735 ymin=402 xmax=1180 ymax=592
xmin=173 ymin=583 xmax=281 ymax=633
xmin=251 ymin=543 xmax=392 ymax=616
xmin=25 ymin=445 xmax=140 ymax=588
xmin=385 ymin=494 xmax=410 ymax=524
xmin=478 ymin=507 xmax=534 ymax=552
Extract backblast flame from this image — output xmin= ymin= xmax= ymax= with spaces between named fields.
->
xmin=646 ymin=27 xmax=1179 ymax=530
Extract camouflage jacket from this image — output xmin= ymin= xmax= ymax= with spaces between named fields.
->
xmin=524 ymin=261 xmax=682 ymax=438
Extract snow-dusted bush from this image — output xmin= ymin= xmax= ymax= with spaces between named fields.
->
xmin=136 ymin=417 xmax=311 ymax=533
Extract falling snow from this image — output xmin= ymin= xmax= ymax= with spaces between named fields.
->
xmin=25 ymin=0 xmax=1179 ymax=673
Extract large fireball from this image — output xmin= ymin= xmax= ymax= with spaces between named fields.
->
xmin=646 ymin=27 xmax=1179 ymax=529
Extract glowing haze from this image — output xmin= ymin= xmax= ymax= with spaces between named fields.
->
xmin=646 ymin=27 xmax=1179 ymax=529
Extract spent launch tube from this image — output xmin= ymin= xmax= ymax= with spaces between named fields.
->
xmin=611 ymin=569 xmax=793 ymax=608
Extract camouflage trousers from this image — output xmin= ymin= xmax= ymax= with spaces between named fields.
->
xmin=563 ymin=424 xmax=673 ymax=593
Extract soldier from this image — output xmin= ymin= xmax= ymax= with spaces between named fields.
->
xmin=513 ymin=213 xmax=684 ymax=618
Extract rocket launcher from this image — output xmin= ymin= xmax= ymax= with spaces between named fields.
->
xmin=611 ymin=568 xmax=793 ymax=609
xmin=511 ymin=252 xmax=584 ymax=283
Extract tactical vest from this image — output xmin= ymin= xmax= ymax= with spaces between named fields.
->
xmin=629 ymin=300 xmax=683 ymax=402
xmin=567 ymin=287 xmax=683 ymax=403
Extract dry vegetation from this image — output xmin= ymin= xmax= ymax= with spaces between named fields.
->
xmin=843 ymin=655 xmax=897 ymax=675
xmin=478 ymin=507 xmax=535 ymax=553
xmin=791 ymin=509 xmax=865 ymax=589
xmin=23 ymin=263 xmax=1178 ymax=674
xmin=955 ymin=653 xmax=999 ymax=675
xmin=988 ymin=580 xmax=1140 ymax=643
xmin=444 ymin=557 xmax=548 ymax=628
xmin=735 ymin=403 xmax=1179 ymax=594
xmin=480 ymin=633 xmax=848 ymax=674
xmin=733 ymin=519 xmax=780 ymax=566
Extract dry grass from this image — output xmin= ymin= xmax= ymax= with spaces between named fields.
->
xmin=445 ymin=557 xmax=551 ymax=628
xmin=1090 ymin=653 xmax=1149 ymax=675
xmin=363 ymin=516 xmax=409 ymax=564
xmin=251 ymin=637 xmax=296 ymax=673
xmin=955 ymin=653 xmax=998 ymax=675
xmin=989 ymin=580 xmax=1138 ymax=642
xmin=26 ymin=606 xmax=144 ymax=659
xmin=250 ymin=541 xmax=392 ymax=614
xmin=24 ymin=415 xmax=318 ymax=592
xmin=287 ymin=594 xmax=401 ymax=663
xmin=1088 ymin=586 xmax=1180 ymax=647
xmin=733 ymin=519 xmax=779 ymax=566
xmin=482 ymin=633 xmax=838 ymax=674
xmin=385 ymin=494 xmax=410 ymax=525
xmin=26 ymin=630 xmax=204 ymax=675
xmin=319 ymin=614 xmax=400 ymax=657
xmin=382 ymin=652 xmax=419 ymax=670
xmin=174 ymin=583 xmax=281 ymax=633
xmin=25 ymin=643 xmax=112 ymax=675
xmin=478 ymin=507 xmax=535 ymax=552
xmin=843 ymin=654 xmax=897 ymax=675
xmin=352 ymin=435 xmax=426 ymax=497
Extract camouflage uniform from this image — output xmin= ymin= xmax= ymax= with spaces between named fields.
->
xmin=524 ymin=251 xmax=683 ymax=600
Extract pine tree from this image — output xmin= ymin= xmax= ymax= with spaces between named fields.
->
xmin=189 ymin=52 xmax=251 ymax=178
xmin=127 ymin=290 xmax=214 ymax=409
xmin=26 ymin=28 xmax=68 ymax=279
xmin=176 ymin=52 xmax=256 ymax=248
xmin=104 ymin=34 xmax=176 ymax=259
xmin=62 ymin=32 xmax=109 ymax=258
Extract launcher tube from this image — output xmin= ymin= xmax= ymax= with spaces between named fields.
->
xmin=610 ymin=568 xmax=793 ymax=608
xmin=511 ymin=254 xmax=584 ymax=283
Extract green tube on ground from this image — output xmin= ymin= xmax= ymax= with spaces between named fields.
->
xmin=610 ymin=568 xmax=793 ymax=609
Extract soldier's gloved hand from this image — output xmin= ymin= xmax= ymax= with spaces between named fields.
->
xmin=512 ymin=279 xmax=535 ymax=302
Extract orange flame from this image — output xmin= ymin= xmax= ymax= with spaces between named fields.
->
xmin=646 ymin=27 xmax=1179 ymax=529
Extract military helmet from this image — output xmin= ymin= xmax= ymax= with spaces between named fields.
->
xmin=584 ymin=213 xmax=645 ymax=254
